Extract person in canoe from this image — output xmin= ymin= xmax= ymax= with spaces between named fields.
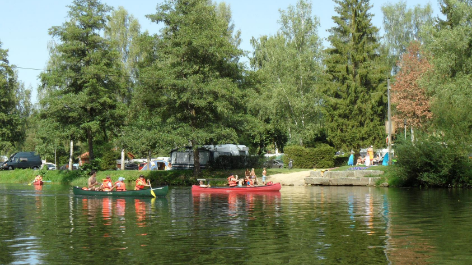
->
xmin=112 ymin=177 xmax=126 ymax=191
xmin=135 ymin=175 xmax=151 ymax=190
xmin=33 ymin=175 xmax=43 ymax=185
xmin=250 ymin=168 xmax=258 ymax=185
xmin=87 ymin=170 xmax=100 ymax=190
xmin=227 ymin=174 xmax=238 ymax=187
xmin=99 ymin=176 xmax=113 ymax=191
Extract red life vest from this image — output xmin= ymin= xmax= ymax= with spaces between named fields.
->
xmin=135 ymin=179 xmax=145 ymax=190
xmin=115 ymin=181 xmax=126 ymax=191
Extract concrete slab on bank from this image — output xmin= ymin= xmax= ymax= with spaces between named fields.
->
xmin=305 ymin=170 xmax=387 ymax=186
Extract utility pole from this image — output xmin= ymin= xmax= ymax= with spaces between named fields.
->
xmin=69 ymin=140 xmax=73 ymax=171
xmin=387 ymin=79 xmax=392 ymax=165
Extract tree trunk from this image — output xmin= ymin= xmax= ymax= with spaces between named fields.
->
xmin=69 ymin=140 xmax=73 ymax=171
xmin=121 ymin=149 xmax=125 ymax=170
xmin=193 ymin=141 xmax=201 ymax=177
xmin=411 ymin=127 xmax=415 ymax=144
xmin=147 ymin=150 xmax=151 ymax=171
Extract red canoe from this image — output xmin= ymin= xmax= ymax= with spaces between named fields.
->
xmin=191 ymin=182 xmax=281 ymax=192
xmin=33 ymin=181 xmax=43 ymax=185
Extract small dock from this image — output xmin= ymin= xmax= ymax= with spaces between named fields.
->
xmin=305 ymin=170 xmax=387 ymax=186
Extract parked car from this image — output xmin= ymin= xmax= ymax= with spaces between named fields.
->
xmin=42 ymin=163 xmax=57 ymax=170
xmin=2 ymin=152 xmax=42 ymax=170
xmin=59 ymin=164 xmax=79 ymax=170
xmin=124 ymin=163 xmax=139 ymax=170
xmin=263 ymin=159 xmax=284 ymax=168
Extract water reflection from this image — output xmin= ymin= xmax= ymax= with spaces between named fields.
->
xmin=77 ymin=197 xmax=156 ymax=228
xmin=3 ymin=185 xmax=472 ymax=264
xmin=192 ymin=191 xmax=282 ymax=217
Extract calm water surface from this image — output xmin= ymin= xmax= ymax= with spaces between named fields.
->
xmin=1 ymin=184 xmax=472 ymax=264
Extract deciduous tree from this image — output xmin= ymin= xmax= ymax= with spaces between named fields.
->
xmin=250 ymin=0 xmax=324 ymax=148
xmin=391 ymin=41 xmax=432 ymax=133
xmin=381 ymin=1 xmax=433 ymax=74
xmin=422 ymin=0 xmax=472 ymax=144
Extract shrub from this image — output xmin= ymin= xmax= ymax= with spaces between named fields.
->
xmin=395 ymin=137 xmax=472 ymax=187
xmin=283 ymin=144 xmax=335 ymax=169
xmin=313 ymin=144 xmax=335 ymax=168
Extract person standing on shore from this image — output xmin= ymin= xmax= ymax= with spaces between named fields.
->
xmin=262 ymin=168 xmax=267 ymax=185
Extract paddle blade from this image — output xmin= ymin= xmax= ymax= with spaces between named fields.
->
xmin=151 ymin=189 xmax=156 ymax=198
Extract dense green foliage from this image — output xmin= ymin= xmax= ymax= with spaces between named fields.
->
xmin=39 ymin=0 xmax=125 ymax=161
xmin=323 ymin=0 xmax=389 ymax=151
xmin=250 ymin=0 xmax=324 ymax=148
xmin=283 ymin=144 xmax=335 ymax=169
xmin=0 ymin=42 xmax=30 ymax=153
xmin=422 ymin=0 xmax=472 ymax=145
xmin=394 ymin=138 xmax=472 ymax=187
xmin=142 ymin=0 xmax=245 ymax=175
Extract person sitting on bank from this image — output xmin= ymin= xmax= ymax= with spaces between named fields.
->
xmin=135 ymin=175 xmax=150 ymax=190
xmin=100 ymin=176 xmax=113 ymax=191
xmin=113 ymin=177 xmax=126 ymax=191
xmin=87 ymin=170 xmax=99 ymax=190
xmin=227 ymin=174 xmax=238 ymax=187
xmin=356 ymin=156 xmax=364 ymax=166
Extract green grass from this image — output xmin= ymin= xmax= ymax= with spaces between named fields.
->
xmin=0 ymin=165 xmax=405 ymax=186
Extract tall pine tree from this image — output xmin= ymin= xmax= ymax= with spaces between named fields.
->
xmin=323 ymin=0 xmax=389 ymax=151
xmin=143 ymin=0 xmax=244 ymax=175
xmin=40 ymin=0 xmax=124 ymax=160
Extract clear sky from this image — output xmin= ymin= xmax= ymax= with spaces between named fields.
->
xmin=0 ymin=0 xmax=440 ymax=103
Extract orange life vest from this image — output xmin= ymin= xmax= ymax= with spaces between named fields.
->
xmin=34 ymin=176 xmax=42 ymax=182
xmin=115 ymin=181 xmax=126 ymax=191
xmin=227 ymin=176 xmax=237 ymax=187
xmin=135 ymin=179 xmax=146 ymax=190
xmin=102 ymin=179 xmax=113 ymax=191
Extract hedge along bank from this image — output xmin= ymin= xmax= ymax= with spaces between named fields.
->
xmin=0 ymin=169 xmax=199 ymax=186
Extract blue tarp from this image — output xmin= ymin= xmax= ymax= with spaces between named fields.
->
xmin=348 ymin=154 xmax=354 ymax=166
xmin=382 ymin=153 xmax=389 ymax=166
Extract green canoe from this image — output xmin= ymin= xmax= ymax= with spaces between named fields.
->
xmin=72 ymin=186 xmax=168 ymax=197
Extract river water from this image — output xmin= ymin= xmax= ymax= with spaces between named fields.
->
xmin=1 ymin=184 xmax=472 ymax=264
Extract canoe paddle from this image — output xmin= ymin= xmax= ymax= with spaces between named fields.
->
xmin=148 ymin=180 xmax=156 ymax=198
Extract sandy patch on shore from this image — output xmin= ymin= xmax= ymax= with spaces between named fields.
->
xmin=266 ymin=170 xmax=313 ymax=186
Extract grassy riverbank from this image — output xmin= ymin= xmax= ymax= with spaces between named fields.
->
xmin=0 ymin=167 xmax=308 ymax=186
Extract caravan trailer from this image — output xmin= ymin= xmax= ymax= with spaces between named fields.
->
xmin=170 ymin=144 xmax=249 ymax=169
